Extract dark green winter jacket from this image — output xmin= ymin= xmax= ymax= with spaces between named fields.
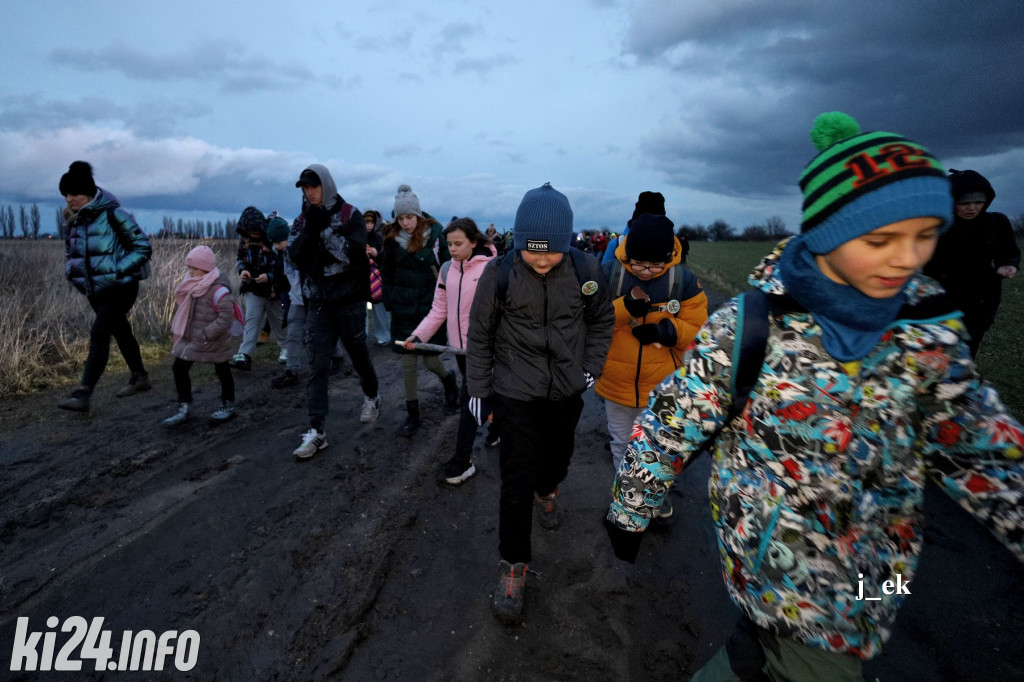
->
xmin=64 ymin=188 xmax=152 ymax=297
xmin=381 ymin=218 xmax=450 ymax=349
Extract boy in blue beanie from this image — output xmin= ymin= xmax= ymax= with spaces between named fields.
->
xmin=605 ymin=113 xmax=1024 ymax=679
xmin=467 ymin=183 xmax=614 ymax=624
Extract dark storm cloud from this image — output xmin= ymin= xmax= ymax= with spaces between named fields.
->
xmin=50 ymin=41 xmax=313 ymax=93
xmin=0 ymin=93 xmax=211 ymax=138
xmin=0 ymin=94 xmax=128 ymax=131
xmin=625 ymin=1 xmax=1024 ymax=201
xmin=452 ymin=53 xmax=517 ymax=78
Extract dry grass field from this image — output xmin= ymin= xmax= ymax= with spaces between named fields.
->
xmin=0 ymin=238 xmax=239 ymax=397
xmin=1 ymin=237 xmax=1020 ymax=418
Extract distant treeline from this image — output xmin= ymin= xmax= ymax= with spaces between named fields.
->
xmin=3 ymin=202 xmax=1024 ymax=241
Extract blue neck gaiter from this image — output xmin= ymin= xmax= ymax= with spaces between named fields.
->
xmin=779 ymin=236 xmax=907 ymax=362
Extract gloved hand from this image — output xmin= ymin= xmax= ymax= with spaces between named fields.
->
xmin=584 ymin=372 xmax=595 ymax=390
xmin=304 ymin=204 xmax=329 ymax=231
xmin=623 ymin=292 xmax=651 ymax=318
xmin=468 ymin=396 xmax=493 ymax=426
xmin=631 ymin=318 xmax=678 ymax=347
xmin=603 ymin=517 xmax=643 ymax=564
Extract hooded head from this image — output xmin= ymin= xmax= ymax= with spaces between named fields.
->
xmin=59 ymin=161 xmax=98 ymax=198
xmin=237 ymin=206 xmax=268 ymax=239
xmin=798 ymin=111 xmax=952 ymax=254
xmin=512 ymin=183 xmax=574 ymax=253
xmin=948 ymin=168 xmax=995 ymax=213
xmin=295 ymin=164 xmax=339 ymax=210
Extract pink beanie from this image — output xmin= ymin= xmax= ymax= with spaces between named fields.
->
xmin=185 ymin=245 xmax=217 ymax=272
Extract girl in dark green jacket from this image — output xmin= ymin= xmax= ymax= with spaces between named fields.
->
xmin=381 ymin=185 xmax=457 ymax=436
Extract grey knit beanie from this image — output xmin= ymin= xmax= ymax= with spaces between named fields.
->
xmin=512 ymin=183 xmax=573 ymax=253
xmin=393 ymin=184 xmax=423 ymax=218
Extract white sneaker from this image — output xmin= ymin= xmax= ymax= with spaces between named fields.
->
xmin=278 ymin=348 xmax=288 ymax=364
xmin=360 ymin=395 xmax=381 ymax=424
xmin=293 ymin=428 xmax=328 ymax=459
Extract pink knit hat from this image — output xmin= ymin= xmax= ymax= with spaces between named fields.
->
xmin=185 ymin=245 xmax=217 ymax=272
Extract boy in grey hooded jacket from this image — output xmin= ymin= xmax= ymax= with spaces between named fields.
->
xmin=288 ymin=164 xmax=380 ymax=459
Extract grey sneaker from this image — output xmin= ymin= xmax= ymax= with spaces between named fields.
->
xmin=359 ymin=395 xmax=381 ymax=424
xmin=209 ymin=401 xmax=236 ymax=424
xmin=652 ymin=497 xmax=676 ymax=526
xmin=437 ymin=458 xmax=477 ymax=486
xmin=229 ymin=353 xmax=252 ymax=371
xmin=116 ymin=372 xmax=151 ymax=398
xmin=293 ymin=428 xmax=328 ymax=459
xmin=162 ymin=403 xmax=191 ymax=426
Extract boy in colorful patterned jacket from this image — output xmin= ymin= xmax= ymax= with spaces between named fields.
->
xmin=605 ymin=112 xmax=1024 ymax=680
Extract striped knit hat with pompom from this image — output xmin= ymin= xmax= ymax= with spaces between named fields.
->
xmin=799 ymin=111 xmax=952 ymax=254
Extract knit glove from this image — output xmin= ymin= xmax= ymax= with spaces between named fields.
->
xmin=622 ymin=293 xmax=651 ymax=318
xmin=603 ymin=517 xmax=643 ymax=564
xmin=584 ymin=372 xmax=595 ymax=390
xmin=631 ymin=318 xmax=678 ymax=346
xmin=304 ymin=205 xmax=329 ymax=231
xmin=468 ymin=396 xmax=492 ymax=426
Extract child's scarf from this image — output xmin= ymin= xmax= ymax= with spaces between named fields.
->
xmin=171 ymin=268 xmax=222 ymax=344
xmin=779 ymin=236 xmax=906 ymax=362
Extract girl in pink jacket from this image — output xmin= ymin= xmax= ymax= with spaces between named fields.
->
xmin=163 ymin=245 xmax=241 ymax=426
xmin=404 ymin=218 xmax=498 ymax=485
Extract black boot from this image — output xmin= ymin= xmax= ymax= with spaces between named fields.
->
xmin=441 ymin=372 xmax=459 ymax=408
xmin=399 ymin=400 xmax=420 ymax=438
xmin=58 ymin=385 xmax=92 ymax=412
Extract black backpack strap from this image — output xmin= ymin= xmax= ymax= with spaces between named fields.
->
xmin=730 ymin=288 xmax=771 ymax=411
xmin=689 ymin=288 xmax=771 ymax=457
xmin=493 ymin=251 xmax=516 ymax=331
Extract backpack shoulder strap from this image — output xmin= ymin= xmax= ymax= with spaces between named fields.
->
xmin=567 ymin=248 xmax=590 ymax=290
xmin=730 ymin=288 xmax=771 ymax=412
xmin=439 ymin=260 xmax=452 ymax=287
xmin=495 ymin=250 xmax=515 ymax=304
xmin=689 ymin=288 xmax=771 ymax=459
xmin=212 ymin=285 xmax=231 ymax=308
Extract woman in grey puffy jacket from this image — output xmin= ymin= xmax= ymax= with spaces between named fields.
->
xmin=58 ymin=161 xmax=153 ymax=412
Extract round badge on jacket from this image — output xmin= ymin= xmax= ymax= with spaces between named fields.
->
xmin=582 ymin=281 xmax=599 ymax=296
xmin=667 ymin=300 xmax=680 ymax=314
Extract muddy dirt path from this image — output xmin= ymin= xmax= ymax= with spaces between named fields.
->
xmin=2 ymin=303 xmax=1023 ymax=680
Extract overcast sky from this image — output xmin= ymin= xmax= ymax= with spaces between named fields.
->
xmin=1 ymin=0 xmax=1021 ymax=235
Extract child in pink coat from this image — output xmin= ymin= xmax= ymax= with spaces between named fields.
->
xmin=404 ymin=218 xmax=498 ymax=485
xmin=162 ymin=245 xmax=240 ymax=426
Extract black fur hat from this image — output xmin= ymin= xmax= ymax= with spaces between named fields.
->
xmin=59 ymin=161 xmax=98 ymax=197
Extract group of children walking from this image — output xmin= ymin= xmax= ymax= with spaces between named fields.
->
xmin=56 ymin=109 xmax=1024 ymax=678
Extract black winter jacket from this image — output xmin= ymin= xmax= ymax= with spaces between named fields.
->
xmin=466 ymin=250 xmax=614 ymax=401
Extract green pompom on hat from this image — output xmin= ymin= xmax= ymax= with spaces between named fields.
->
xmin=798 ymin=111 xmax=952 ymax=254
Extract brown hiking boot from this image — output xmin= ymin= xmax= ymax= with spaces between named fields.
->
xmin=534 ymin=489 xmax=561 ymax=530
xmin=491 ymin=559 xmax=528 ymax=625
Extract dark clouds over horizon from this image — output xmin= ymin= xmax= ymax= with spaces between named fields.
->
xmin=2 ymin=1 xmax=1022 ymax=232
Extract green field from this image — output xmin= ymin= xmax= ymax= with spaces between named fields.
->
xmin=686 ymin=240 xmax=1024 ymax=419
